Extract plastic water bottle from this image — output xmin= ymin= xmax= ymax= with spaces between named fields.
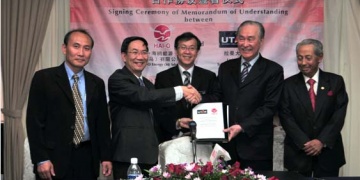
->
xmin=127 ymin=157 xmax=142 ymax=179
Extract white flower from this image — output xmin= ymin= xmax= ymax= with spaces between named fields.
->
xmin=244 ymin=167 xmax=255 ymax=175
xmin=162 ymin=172 xmax=171 ymax=178
xmin=149 ymin=164 xmax=161 ymax=174
xmin=255 ymin=174 xmax=267 ymax=180
xmin=185 ymin=163 xmax=196 ymax=171
xmin=185 ymin=173 xmax=192 ymax=179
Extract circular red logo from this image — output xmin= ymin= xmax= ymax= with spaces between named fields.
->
xmin=154 ymin=25 xmax=171 ymax=42
xmin=212 ymin=108 xmax=217 ymax=113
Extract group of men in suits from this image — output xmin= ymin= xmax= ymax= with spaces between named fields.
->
xmin=26 ymin=20 xmax=348 ymax=180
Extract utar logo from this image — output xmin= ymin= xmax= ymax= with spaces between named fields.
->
xmin=154 ymin=25 xmax=171 ymax=42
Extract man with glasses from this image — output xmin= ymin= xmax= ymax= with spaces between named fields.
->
xmin=155 ymin=32 xmax=219 ymax=143
xmin=108 ymin=36 xmax=201 ymax=179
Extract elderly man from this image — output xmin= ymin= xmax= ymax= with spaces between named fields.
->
xmin=217 ymin=20 xmax=284 ymax=171
xmin=279 ymin=39 xmax=348 ymax=178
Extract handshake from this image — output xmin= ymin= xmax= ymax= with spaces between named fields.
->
xmin=181 ymin=85 xmax=202 ymax=105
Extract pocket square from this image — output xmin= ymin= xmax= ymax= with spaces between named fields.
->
xmin=327 ymin=90 xmax=334 ymax=96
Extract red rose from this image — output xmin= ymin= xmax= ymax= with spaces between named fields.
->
xmin=268 ymin=176 xmax=280 ymax=180
xmin=174 ymin=164 xmax=185 ymax=175
xmin=166 ymin=163 xmax=175 ymax=173
xmin=200 ymin=162 xmax=213 ymax=176
xmin=327 ymin=90 xmax=334 ymax=96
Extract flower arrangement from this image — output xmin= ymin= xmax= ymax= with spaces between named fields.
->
xmin=138 ymin=159 xmax=279 ymax=180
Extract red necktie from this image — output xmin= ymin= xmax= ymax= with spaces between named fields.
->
xmin=307 ymin=79 xmax=316 ymax=112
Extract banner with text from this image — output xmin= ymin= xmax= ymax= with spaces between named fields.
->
xmin=70 ymin=0 xmax=323 ymax=85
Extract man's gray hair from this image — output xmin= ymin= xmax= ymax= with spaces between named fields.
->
xmin=296 ymin=39 xmax=323 ymax=57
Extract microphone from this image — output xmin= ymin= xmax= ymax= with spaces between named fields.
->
xmin=189 ymin=121 xmax=197 ymax=162
xmin=189 ymin=121 xmax=197 ymax=140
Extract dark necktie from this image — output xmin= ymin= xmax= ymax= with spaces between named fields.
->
xmin=307 ymin=78 xmax=316 ymax=112
xmin=240 ymin=62 xmax=251 ymax=82
xmin=182 ymin=71 xmax=192 ymax=108
xmin=138 ymin=77 xmax=154 ymax=125
xmin=138 ymin=77 xmax=145 ymax=87
xmin=72 ymin=74 xmax=84 ymax=145
xmin=183 ymin=71 xmax=191 ymax=85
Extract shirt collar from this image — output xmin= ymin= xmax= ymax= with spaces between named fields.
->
xmin=303 ymin=68 xmax=320 ymax=83
xmin=64 ymin=63 xmax=84 ymax=80
xmin=178 ymin=65 xmax=194 ymax=76
xmin=241 ymin=53 xmax=260 ymax=66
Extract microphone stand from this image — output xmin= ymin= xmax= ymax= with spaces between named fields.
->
xmin=189 ymin=121 xmax=197 ymax=163
xmin=191 ymin=135 xmax=197 ymax=163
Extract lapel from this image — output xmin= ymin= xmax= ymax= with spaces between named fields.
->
xmin=55 ymin=63 xmax=74 ymax=104
xmin=172 ymin=65 xmax=184 ymax=86
xmin=143 ymin=77 xmax=154 ymax=90
xmin=293 ymin=73 xmax=314 ymax=115
xmin=123 ymin=66 xmax=142 ymax=86
xmin=229 ymin=57 xmax=242 ymax=88
xmin=84 ymin=71 xmax=96 ymax=106
xmin=239 ymin=55 xmax=266 ymax=89
xmin=122 ymin=66 xmax=153 ymax=89
xmin=191 ymin=66 xmax=202 ymax=88
xmin=314 ymin=70 xmax=330 ymax=118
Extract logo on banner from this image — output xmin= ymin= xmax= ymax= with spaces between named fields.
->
xmin=154 ymin=25 xmax=171 ymax=42
xmin=219 ymin=31 xmax=237 ymax=48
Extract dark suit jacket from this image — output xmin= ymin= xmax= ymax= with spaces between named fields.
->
xmin=26 ymin=63 xmax=111 ymax=178
xmin=279 ymin=70 xmax=348 ymax=172
xmin=108 ymin=66 xmax=176 ymax=164
xmin=217 ymin=55 xmax=284 ymax=160
xmin=154 ymin=65 xmax=217 ymax=142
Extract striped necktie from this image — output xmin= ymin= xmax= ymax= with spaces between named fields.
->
xmin=72 ymin=74 xmax=84 ymax=145
xmin=138 ymin=77 xmax=145 ymax=87
xmin=183 ymin=71 xmax=191 ymax=85
xmin=240 ymin=62 xmax=251 ymax=82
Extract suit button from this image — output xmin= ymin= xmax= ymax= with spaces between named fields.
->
xmin=70 ymin=125 xmax=75 ymax=130
xmin=235 ymin=107 xmax=239 ymax=110
xmin=313 ymin=126 xmax=317 ymax=130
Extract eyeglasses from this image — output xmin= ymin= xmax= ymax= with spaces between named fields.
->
xmin=178 ymin=46 xmax=197 ymax=52
xmin=127 ymin=51 xmax=149 ymax=56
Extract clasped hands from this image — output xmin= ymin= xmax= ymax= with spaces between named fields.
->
xmin=303 ymin=139 xmax=324 ymax=156
xmin=181 ymin=85 xmax=202 ymax=104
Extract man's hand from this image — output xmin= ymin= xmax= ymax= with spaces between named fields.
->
xmin=37 ymin=161 xmax=55 ymax=180
xmin=223 ymin=124 xmax=242 ymax=141
xmin=101 ymin=161 xmax=112 ymax=177
xmin=182 ymin=85 xmax=202 ymax=104
xmin=303 ymin=139 xmax=323 ymax=156
xmin=176 ymin=118 xmax=193 ymax=129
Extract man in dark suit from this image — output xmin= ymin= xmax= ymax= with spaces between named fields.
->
xmin=26 ymin=29 xmax=112 ymax=180
xmin=218 ymin=20 xmax=284 ymax=171
xmin=108 ymin=36 xmax=201 ymax=179
xmin=279 ymin=39 xmax=348 ymax=178
xmin=155 ymin=32 xmax=218 ymax=143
